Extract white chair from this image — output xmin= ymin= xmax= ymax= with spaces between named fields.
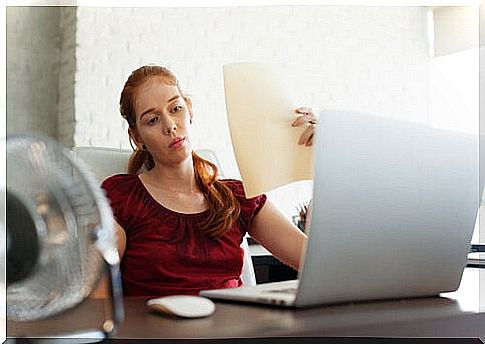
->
xmin=72 ymin=146 xmax=257 ymax=287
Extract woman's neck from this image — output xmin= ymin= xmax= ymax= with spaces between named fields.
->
xmin=142 ymin=156 xmax=199 ymax=194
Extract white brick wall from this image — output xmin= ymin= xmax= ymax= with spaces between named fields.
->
xmin=72 ymin=6 xmax=429 ymax=178
xmin=70 ymin=6 xmax=429 ymax=216
xmin=6 ymin=6 xmax=430 ymax=218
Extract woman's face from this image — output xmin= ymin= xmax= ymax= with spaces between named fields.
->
xmin=131 ymin=77 xmax=193 ymax=165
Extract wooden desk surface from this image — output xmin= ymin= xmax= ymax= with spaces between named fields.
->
xmin=7 ymin=268 xmax=485 ymax=340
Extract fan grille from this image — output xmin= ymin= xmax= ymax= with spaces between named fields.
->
xmin=6 ymin=135 xmax=116 ymax=321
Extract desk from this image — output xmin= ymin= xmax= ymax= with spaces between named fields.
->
xmin=7 ymin=268 xmax=484 ymax=341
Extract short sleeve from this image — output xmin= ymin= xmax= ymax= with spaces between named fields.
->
xmin=100 ymin=174 xmax=137 ymax=229
xmin=222 ymin=179 xmax=267 ymax=231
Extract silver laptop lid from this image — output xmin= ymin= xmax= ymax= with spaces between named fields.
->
xmin=295 ymin=110 xmax=479 ymax=307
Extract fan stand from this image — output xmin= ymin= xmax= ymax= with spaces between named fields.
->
xmin=8 ymin=258 xmax=124 ymax=344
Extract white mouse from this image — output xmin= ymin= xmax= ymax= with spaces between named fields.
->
xmin=146 ymin=295 xmax=216 ymax=318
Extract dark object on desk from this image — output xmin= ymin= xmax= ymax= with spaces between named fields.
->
xmin=466 ymin=252 xmax=485 ymax=268
xmin=247 ymin=237 xmax=298 ymax=283
xmin=4 ymin=134 xmax=124 ymax=338
xmin=469 ymin=244 xmax=485 ymax=252
xmin=252 ymin=255 xmax=298 ymax=284
xmin=466 ymin=244 xmax=485 ymax=268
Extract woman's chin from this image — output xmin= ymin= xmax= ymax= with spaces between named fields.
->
xmin=171 ymin=145 xmax=193 ymax=162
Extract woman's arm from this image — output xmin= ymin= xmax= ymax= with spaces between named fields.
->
xmin=89 ymin=221 xmax=127 ymax=298
xmin=113 ymin=221 xmax=127 ymax=258
xmin=248 ymin=200 xmax=307 ymax=272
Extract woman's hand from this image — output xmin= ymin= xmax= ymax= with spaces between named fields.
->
xmin=291 ymin=107 xmax=317 ymax=147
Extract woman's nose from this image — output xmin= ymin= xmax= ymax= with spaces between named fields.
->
xmin=162 ymin=116 xmax=177 ymax=134
xmin=165 ymin=123 xmax=177 ymax=134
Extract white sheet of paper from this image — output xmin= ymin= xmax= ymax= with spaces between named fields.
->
xmin=223 ymin=62 xmax=313 ymax=198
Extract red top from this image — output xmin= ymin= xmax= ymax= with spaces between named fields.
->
xmin=101 ymin=174 xmax=267 ymax=297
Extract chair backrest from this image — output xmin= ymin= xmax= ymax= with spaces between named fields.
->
xmin=72 ymin=146 xmax=257 ymax=287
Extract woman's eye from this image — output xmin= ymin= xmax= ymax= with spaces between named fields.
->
xmin=172 ymin=105 xmax=183 ymax=113
xmin=147 ymin=117 xmax=158 ymax=125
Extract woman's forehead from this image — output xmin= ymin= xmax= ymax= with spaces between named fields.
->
xmin=134 ymin=79 xmax=181 ymax=112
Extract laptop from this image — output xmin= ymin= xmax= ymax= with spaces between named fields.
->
xmin=200 ymin=110 xmax=479 ymax=308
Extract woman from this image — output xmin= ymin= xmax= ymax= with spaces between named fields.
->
xmin=94 ymin=65 xmax=317 ymax=298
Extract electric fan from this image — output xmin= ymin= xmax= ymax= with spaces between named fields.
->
xmin=3 ymin=134 xmax=124 ymax=339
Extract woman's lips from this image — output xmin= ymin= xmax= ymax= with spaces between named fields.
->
xmin=169 ymin=137 xmax=185 ymax=149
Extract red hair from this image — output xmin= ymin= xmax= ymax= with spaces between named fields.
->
xmin=119 ymin=65 xmax=241 ymax=238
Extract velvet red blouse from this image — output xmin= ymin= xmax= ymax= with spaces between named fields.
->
xmin=101 ymin=174 xmax=267 ymax=297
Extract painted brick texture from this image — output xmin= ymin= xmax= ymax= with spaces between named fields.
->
xmin=72 ymin=6 xmax=429 ymax=182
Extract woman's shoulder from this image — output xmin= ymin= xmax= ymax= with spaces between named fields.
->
xmin=219 ymin=179 xmax=265 ymax=200
xmin=220 ymin=179 xmax=267 ymax=222
xmin=219 ymin=178 xmax=245 ymax=195
xmin=101 ymin=173 xmax=139 ymax=192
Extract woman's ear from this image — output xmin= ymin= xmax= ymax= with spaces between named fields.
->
xmin=128 ymin=128 xmax=144 ymax=150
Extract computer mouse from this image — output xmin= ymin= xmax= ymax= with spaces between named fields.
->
xmin=146 ymin=295 xmax=216 ymax=318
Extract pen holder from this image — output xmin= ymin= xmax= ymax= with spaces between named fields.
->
xmin=292 ymin=201 xmax=310 ymax=233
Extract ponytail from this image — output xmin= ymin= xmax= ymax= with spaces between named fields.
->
xmin=127 ymin=148 xmax=154 ymax=174
xmin=192 ymin=152 xmax=241 ymax=238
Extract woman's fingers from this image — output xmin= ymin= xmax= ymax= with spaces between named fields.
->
xmin=295 ymin=107 xmax=313 ymax=115
xmin=307 ymin=133 xmax=314 ymax=146
xmin=293 ymin=107 xmax=317 ymax=146
xmin=292 ymin=115 xmax=310 ymax=127
xmin=292 ymin=108 xmax=317 ymax=127
xmin=292 ymin=115 xmax=317 ymax=127
xmin=298 ymin=125 xmax=315 ymax=146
